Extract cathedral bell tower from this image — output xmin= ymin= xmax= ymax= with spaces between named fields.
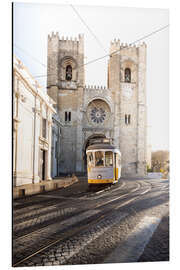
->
xmin=47 ymin=32 xmax=85 ymax=174
xmin=108 ymin=39 xmax=147 ymax=176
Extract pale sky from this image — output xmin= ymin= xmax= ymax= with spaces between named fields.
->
xmin=13 ymin=2 xmax=169 ymax=151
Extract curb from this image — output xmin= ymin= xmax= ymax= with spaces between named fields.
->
xmin=13 ymin=175 xmax=79 ymax=199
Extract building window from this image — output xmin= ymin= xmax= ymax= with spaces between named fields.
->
xmin=128 ymin=114 xmax=131 ymax=124
xmin=125 ymin=114 xmax=127 ymax=124
xmin=125 ymin=114 xmax=131 ymax=125
xmin=65 ymin=111 xmax=71 ymax=122
xmin=69 ymin=112 xmax=71 ymax=121
xmin=66 ymin=65 xmax=72 ymax=81
xmin=65 ymin=112 xmax=68 ymax=121
xmin=125 ymin=68 xmax=131 ymax=83
xmin=42 ymin=118 xmax=47 ymax=138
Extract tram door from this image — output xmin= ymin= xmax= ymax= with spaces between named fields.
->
xmin=114 ymin=153 xmax=118 ymax=180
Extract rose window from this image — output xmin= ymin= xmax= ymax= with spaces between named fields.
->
xmin=90 ymin=107 xmax=106 ymax=123
xmin=86 ymin=99 xmax=110 ymax=125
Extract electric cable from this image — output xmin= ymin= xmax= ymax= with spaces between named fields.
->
xmin=14 ymin=24 xmax=169 ymax=81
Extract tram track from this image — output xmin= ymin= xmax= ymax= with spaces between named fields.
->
xmin=13 ymin=178 xmax=155 ymax=267
xmin=95 ymin=180 xmax=154 ymax=209
xmin=13 ymin=192 xmax=148 ymax=267
xmin=13 ymin=184 xmax=112 ymax=217
xmin=13 ymin=196 xmax=63 ymax=210
xmin=95 ymin=190 xmax=140 ymax=209
xmin=14 ymin=182 xmax=148 ymax=241
xmin=13 ymin=180 xmax=149 ymax=237
xmin=13 ymin=205 xmax=125 ymax=267
xmin=13 ymin=204 xmax=134 ymax=268
xmin=115 ymin=197 xmax=138 ymax=209
xmin=13 ymin=203 xmax=64 ymax=224
xmin=13 ymin=181 xmax=126 ymax=226
xmin=13 ymin=207 xmax=85 ymax=239
xmin=13 ymin=214 xmax=103 ymax=266
xmin=13 ymin=198 xmax=66 ymax=218
xmin=13 ymin=190 xmax=128 ymax=240
xmin=13 ymin=208 xmax=101 ymax=262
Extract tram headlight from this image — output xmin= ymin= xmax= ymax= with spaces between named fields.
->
xmin=97 ymin=174 xmax=102 ymax=179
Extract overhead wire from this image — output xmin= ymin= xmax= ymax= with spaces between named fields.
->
xmin=69 ymin=4 xmax=107 ymax=53
xmin=14 ymin=24 xmax=169 ymax=114
xmin=13 ymin=6 xmax=169 ymax=124
xmin=14 ymin=24 xmax=169 ymax=81
xmin=14 ymin=2 xmax=108 ymax=71
xmin=14 ymin=44 xmax=47 ymax=68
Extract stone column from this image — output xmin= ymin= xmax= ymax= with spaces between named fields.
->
xmin=46 ymin=118 xmax=52 ymax=180
xmin=33 ymin=105 xmax=41 ymax=183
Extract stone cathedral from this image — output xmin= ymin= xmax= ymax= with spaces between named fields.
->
xmin=47 ymin=32 xmax=147 ymax=177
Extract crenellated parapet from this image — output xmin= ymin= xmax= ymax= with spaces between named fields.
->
xmin=48 ymin=32 xmax=83 ymax=42
xmin=48 ymin=32 xmax=84 ymax=54
xmin=110 ymin=39 xmax=146 ymax=54
xmin=84 ymin=85 xmax=108 ymax=90
xmin=48 ymin=31 xmax=59 ymax=40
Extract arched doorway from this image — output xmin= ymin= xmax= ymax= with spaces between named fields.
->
xmin=83 ymin=134 xmax=106 ymax=173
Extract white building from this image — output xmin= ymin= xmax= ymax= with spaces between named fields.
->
xmin=13 ymin=56 xmax=56 ymax=187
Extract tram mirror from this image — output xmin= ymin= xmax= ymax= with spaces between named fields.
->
xmin=105 ymin=151 xmax=113 ymax=167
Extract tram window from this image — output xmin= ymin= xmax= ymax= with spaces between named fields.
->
xmin=87 ymin=152 xmax=94 ymax=167
xmin=95 ymin=151 xmax=104 ymax=166
xmin=105 ymin=151 xmax=113 ymax=167
xmin=116 ymin=154 xmax=121 ymax=167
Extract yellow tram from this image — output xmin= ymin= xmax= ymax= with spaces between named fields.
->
xmin=86 ymin=139 xmax=121 ymax=185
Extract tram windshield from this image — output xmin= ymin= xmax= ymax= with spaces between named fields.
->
xmin=105 ymin=151 xmax=113 ymax=167
xmin=87 ymin=150 xmax=115 ymax=167
xmin=95 ymin=151 xmax=104 ymax=166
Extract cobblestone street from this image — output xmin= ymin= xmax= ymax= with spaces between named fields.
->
xmin=13 ymin=176 xmax=169 ymax=266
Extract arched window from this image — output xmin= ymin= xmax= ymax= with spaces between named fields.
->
xmin=66 ymin=65 xmax=72 ymax=81
xmin=125 ymin=114 xmax=131 ymax=125
xmin=125 ymin=68 xmax=131 ymax=83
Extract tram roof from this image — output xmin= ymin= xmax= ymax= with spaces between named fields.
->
xmin=86 ymin=143 xmax=120 ymax=152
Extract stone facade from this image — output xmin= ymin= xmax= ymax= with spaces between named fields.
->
xmin=51 ymin=113 xmax=62 ymax=178
xmin=13 ymin=56 xmax=56 ymax=186
xmin=147 ymin=144 xmax=152 ymax=169
xmin=47 ymin=33 xmax=147 ymax=177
